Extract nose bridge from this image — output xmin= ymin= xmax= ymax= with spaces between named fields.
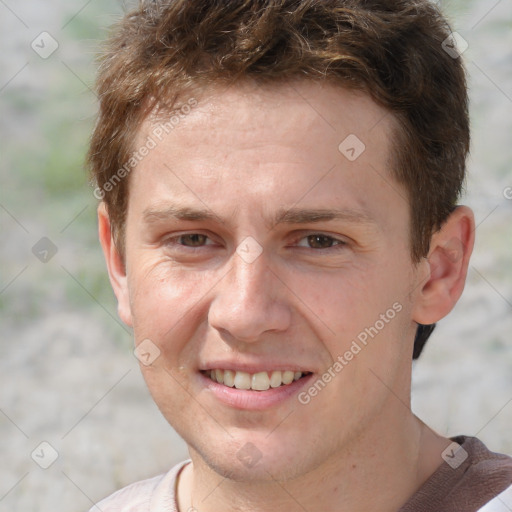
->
xmin=209 ymin=250 xmax=290 ymax=341
xmin=232 ymin=249 xmax=268 ymax=298
xmin=223 ymin=251 xmax=273 ymax=317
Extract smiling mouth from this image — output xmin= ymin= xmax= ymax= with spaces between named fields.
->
xmin=201 ymin=369 xmax=312 ymax=391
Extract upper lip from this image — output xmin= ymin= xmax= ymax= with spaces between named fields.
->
xmin=199 ymin=361 xmax=313 ymax=373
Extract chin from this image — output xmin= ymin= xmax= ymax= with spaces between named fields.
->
xmin=198 ymin=452 xmax=310 ymax=483
xmin=187 ymin=429 xmax=328 ymax=483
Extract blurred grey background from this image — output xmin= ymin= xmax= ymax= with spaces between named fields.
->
xmin=0 ymin=1 xmax=511 ymax=510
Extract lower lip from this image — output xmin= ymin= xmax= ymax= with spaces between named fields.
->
xmin=198 ymin=372 xmax=314 ymax=411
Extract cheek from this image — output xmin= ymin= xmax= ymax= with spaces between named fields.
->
xmin=291 ymin=257 xmax=413 ymax=360
xmin=288 ymin=264 xmax=383 ymax=336
xmin=127 ymin=257 xmax=212 ymax=350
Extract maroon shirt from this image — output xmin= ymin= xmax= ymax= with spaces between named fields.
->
xmin=399 ymin=436 xmax=512 ymax=511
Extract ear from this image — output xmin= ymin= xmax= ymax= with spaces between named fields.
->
xmin=412 ymin=206 xmax=475 ymax=325
xmin=97 ymin=202 xmax=133 ymax=327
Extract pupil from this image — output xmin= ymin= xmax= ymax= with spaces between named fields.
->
xmin=308 ymin=235 xmax=332 ymax=248
xmin=183 ymin=234 xmax=206 ymax=246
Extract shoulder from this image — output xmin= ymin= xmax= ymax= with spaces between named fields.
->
xmin=478 ymin=484 xmax=512 ymax=512
xmin=400 ymin=436 xmax=512 ymax=512
xmin=88 ymin=473 xmax=162 ymax=512
xmin=456 ymin=436 xmax=512 ymax=512
xmin=88 ymin=460 xmax=190 ymax=512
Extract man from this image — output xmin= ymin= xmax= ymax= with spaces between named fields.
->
xmin=88 ymin=1 xmax=512 ymax=510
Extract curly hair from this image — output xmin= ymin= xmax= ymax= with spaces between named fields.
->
xmin=88 ymin=0 xmax=470 ymax=358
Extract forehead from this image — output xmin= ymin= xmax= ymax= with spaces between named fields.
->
xmin=144 ymin=80 xmax=393 ymax=156
xmin=129 ymin=80 xmax=404 ymax=231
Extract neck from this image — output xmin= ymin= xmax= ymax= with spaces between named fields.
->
xmin=177 ymin=407 xmax=449 ymax=512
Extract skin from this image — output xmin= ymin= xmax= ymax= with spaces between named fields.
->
xmin=99 ymin=80 xmax=475 ymax=512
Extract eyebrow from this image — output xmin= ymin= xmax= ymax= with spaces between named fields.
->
xmin=273 ymin=207 xmax=376 ymax=226
xmin=143 ymin=206 xmax=219 ymax=224
xmin=142 ymin=205 xmax=376 ymax=227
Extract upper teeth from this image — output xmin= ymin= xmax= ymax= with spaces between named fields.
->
xmin=207 ymin=369 xmax=304 ymax=391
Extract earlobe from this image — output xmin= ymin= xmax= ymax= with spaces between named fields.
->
xmin=97 ymin=203 xmax=133 ymax=327
xmin=412 ymin=206 xmax=475 ymax=325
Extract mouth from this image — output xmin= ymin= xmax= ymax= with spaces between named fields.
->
xmin=200 ymin=369 xmax=313 ymax=391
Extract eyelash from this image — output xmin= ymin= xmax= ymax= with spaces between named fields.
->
xmin=164 ymin=232 xmax=347 ymax=251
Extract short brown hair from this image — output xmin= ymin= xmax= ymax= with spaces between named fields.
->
xmin=88 ymin=0 xmax=470 ymax=357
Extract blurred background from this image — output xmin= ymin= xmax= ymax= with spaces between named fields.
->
xmin=0 ymin=0 xmax=511 ymax=510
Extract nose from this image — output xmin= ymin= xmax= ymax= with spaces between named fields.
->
xmin=208 ymin=249 xmax=292 ymax=343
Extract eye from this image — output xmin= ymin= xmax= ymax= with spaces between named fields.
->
xmin=165 ymin=233 xmax=215 ymax=248
xmin=178 ymin=234 xmax=208 ymax=247
xmin=296 ymin=234 xmax=346 ymax=249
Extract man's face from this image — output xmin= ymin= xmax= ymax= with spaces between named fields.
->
xmin=113 ymin=81 xmax=426 ymax=481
